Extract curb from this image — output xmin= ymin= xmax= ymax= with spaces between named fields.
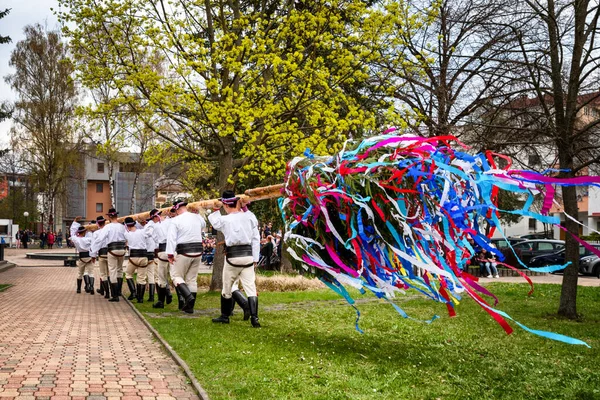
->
xmin=0 ymin=261 xmax=16 ymax=274
xmin=123 ymin=297 xmax=211 ymax=400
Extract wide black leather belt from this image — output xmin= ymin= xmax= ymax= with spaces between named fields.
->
xmin=158 ymin=243 xmax=166 ymax=252
xmin=98 ymin=248 xmax=108 ymax=256
xmin=79 ymin=251 xmax=90 ymax=259
xmin=146 ymin=252 xmax=154 ymax=261
xmin=108 ymin=241 xmax=126 ymax=251
xmin=225 ymin=244 xmax=252 ymax=258
xmin=129 ymin=249 xmax=147 ymax=258
xmin=176 ymin=242 xmax=203 ymax=254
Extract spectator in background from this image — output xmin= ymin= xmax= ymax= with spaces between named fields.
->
xmin=260 ymin=235 xmax=274 ymax=269
xmin=39 ymin=230 xmax=47 ymax=249
xmin=15 ymin=230 xmax=21 ymax=249
xmin=478 ymin=248 xmax=499 ymax=278
xmin=57 ymin=230 xmax=63 ymax=248
xmin=22 ymin=230 xmax=29 ymax=249
xmin=48 ymin=231 xmax=55 ymax=249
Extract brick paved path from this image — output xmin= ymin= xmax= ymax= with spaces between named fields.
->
xmin=0 ymin=267 xmax=200 ymax=400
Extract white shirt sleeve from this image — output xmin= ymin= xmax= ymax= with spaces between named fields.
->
xmin=90 ymin=228 xmax=106 ymax=258
xmin=208 ymin=211 xmax=223 ymax=230
xmin=166 ymin=219 xmax=178 ymax=256
xmin=249 ymin=213 xmax=260 ymax=262
xmin=70 ymin=221 xmax=81 ymax=238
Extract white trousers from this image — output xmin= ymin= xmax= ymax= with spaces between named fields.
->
xmin=77 ymin=258 xmax=94 ymax=279
xmin=108 ymin=250 xmax=125 ymax=282
xmin=170 ymin=254 xmax=200 ymax=292
xmin=222 ymin=256 xmax=257 ymax=298
xmin=125 ymin=257 xmax=149 ymax=284
xmin=98 ymin=256 xmax=108 ymax=280
xmin=156 ymin=252 xmax=170 ymax=288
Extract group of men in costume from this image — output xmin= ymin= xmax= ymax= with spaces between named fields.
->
xmin=70 ymin=191 xmax=262 ymax=327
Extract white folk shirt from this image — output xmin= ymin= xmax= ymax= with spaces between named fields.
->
xmin=166 ymin=212 xmax=206 ymax=255
xmin=208 ymin=210 xmax=260 ymax=262
xmin=71 ymin=235 xmax=92 ymax=254
xmin=153 ymin=218 xmax=170 ymax=245
xmin=70 ymin=221 xmax=81 ymax=238
xmin=143 ymin=222 xmax=157 ymax=252
xmin=90 ymin=221 xmax=127 ymax=257
xmin=124 ymin=228 xmax=150 ymax=251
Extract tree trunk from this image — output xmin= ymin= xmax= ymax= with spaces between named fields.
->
xmin=130 ymin=172 xmax=139 ymax=215
xmin=108 ymin=161 xmax=115 ymax=208
xmin=279 ymin=242 xmax=295 ymax=274
xmin=209 ymin=138 xmax=235 ymax=292
xmin=558 ymin=183 xmax=580 ymax=318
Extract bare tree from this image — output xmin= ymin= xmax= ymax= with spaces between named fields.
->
xmin=490 ymin=0 xmax=600 ymax=319
xmin=5 ymin=24 xmax=81 ymax=232
xmin=372 ymin=0 xmax=524 ymax=137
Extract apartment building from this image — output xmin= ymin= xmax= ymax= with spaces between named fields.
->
xmin=490 ymin=93 xmax=600 ymax=239
xmin=62 ymin=150 xmax=156 ymax=232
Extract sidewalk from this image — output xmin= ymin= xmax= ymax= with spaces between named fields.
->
xmin=0 ymin=266 xmax=200 ymax=399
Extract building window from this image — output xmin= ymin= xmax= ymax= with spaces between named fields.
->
xmin=96 ymin=183 xmax=103 ymax=193
xmin=96 ymin=203 xmax=103 ymax=212
xmin=97 ymin=162 xmax=105 ymax=173
xmin=528 ymin=218 xmax=537 ymax=230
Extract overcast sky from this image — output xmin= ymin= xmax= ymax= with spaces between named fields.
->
xmin=1 ymin=0 xmax=61 ymax=148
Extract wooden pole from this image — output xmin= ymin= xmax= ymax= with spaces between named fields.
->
xmin=83 ymin=183 xmax=285 ymax=231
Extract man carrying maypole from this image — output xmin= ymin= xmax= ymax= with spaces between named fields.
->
xmin=93 ymin=215 xmax=110 ymax=298
xmin=166 ymin=200 xmax=206 ymax=313
xmin=209 ymin=190 xmax=261 ymax=328
xmin=91 ymin=208 xmax=127 ymax=302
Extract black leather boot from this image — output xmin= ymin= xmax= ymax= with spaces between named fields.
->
xmin=96 ymin=279 xmax=105 ymax=295
xmin=182 ymin=292 xmax=196 ymax=314
xmin=137 ymin=284 xmax=146 ymax=303
xmin=165 ymin=285 xmax=173 ymax=305
xmin=175 ymin=286 xmax=184 ymax=310
xmin=248 ymin=296 xmax=260 ymax=328
xmin=153 ymin=285 xmax=165 ymax=308
xmin=148 ymin=284 xmax=155 ymax=302
xmin=104 ymin=279 xmax=111 ymax=299
xmin=126 ymin=278 xmax=137 ymax=300
xmin=212 ymin=295 xmax=233 ymax=323
xmin=108 ymin=283 xmax=120 ymax=302
xmin=232 ymin=290 xmax=250 ymax=321
xmin=117 ymin=277 xmax=124 ymax=297
xmin=89 ymin=277 xmax=95 ymax=295
xmin=76 ymin=279 xmax=82 ymax=293
xmin=83 ymin=275 xmax=91 ymax=293
xmin=178 ymin=284 xmax=195 ymax=313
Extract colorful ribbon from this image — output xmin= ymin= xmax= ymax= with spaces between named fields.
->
xmin=281 ymin=129 xmax=597 ymax=347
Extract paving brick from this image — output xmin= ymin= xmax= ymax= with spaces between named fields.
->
xmin=0 ymin=267 xmax=199 ymax=399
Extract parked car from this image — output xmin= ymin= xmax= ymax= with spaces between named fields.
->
xmin=510 ymin=239 xmax=565 ymax=266
xmin=579 ymin=253 xmax=600 ymax=277
xmin=529 ymin=244 xmax=600 ymax=270
xmin=490 ymin=237 xmax=526 ymax=250
xmin=511 ymin=232 xmax=554 ymax=240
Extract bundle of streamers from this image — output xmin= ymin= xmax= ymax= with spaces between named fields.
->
xmin=280 ymin=128 xmax=600 ymax=346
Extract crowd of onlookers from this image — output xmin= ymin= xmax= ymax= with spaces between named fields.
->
xmin=14 ymin=229 xmax=66 ymax=249
xmin=199 ymin=221 xmax=283 ymax=269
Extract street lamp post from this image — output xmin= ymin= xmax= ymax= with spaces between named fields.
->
xmin=23 ymin=211 xmax=29 ymax=231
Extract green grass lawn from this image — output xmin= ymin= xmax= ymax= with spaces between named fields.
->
xmin=134 ymin=283 xmax=600 ymax=400
xmin=0 ymin=284 xmax=11 ymax=292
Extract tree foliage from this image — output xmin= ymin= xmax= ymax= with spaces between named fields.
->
xmin=0 ymin=8 xmax=12 ymax=123
xmin=56 ymin=0 xmax=421 ymax=195
xmin=5 ymin=24 xmax=81 ymax=231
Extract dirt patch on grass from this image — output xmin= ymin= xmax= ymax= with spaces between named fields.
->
xmin=197 ymin=273 xmax=325 ymax=292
